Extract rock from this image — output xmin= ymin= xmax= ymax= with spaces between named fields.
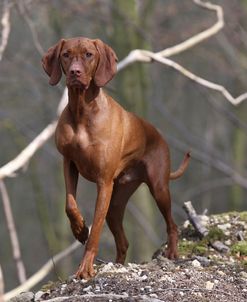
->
xmin=240 ymin=271 xmax=247 ymax=279
xmin=10 ymin=292 xmax=34 ymax=302
xmin=224 ymin=239 xmax=232 ymax=246
xmin=218 ymin=223 xmax=231 ymax=231
xmin=183 ymin=220 xmax=190 ymax=228
xmin=205 ymin=281 xmax=214 ymax=290
xmin=83 ymin=285 xmax=92 ymax=292
xmin=34 ymin=291 xmax=45 ymax=301
xmin=194 ymin=256 xmax=211 ymax=266
xmin=236 ymin=231 xmax=244 ymax=241
xmin=192 ymin=259 xmax=201 ymax=268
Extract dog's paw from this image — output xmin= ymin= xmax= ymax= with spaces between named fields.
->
xmin=76 ymin=250 xmax=96 ymax=280
xmin=71 ymin=221 xmax=89 ymax=244
xmin=165 ymin=248 xmax=178 ymax=260
xmin=77 ymin=225 xmax=89 ymax=244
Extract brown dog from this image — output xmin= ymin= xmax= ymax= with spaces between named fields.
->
xmin=42 ymin=37 xmax=190 ymax=280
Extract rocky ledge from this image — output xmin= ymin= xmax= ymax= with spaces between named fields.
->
xmin=10 ymin=210 xmax=247 ymax=302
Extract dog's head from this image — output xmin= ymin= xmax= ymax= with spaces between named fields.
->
xmin=42 ymin=37 xmax=118 ymax=89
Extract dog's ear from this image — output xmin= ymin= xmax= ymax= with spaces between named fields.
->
xmin=93 ymin=39 xmax=118 ymax=87
xmin=42 ymin=39 xmax=65 ymax=86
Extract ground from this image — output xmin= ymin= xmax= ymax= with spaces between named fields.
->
xmin=11 ymin=211 xmax=247 ymax=302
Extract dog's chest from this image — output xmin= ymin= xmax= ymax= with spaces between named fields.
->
xmin=56 ymin=123 xmax=96 ymax=158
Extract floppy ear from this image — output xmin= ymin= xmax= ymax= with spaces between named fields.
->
xmin=42 ymin=39 xmax=65 ymax=86
xmin=93 ymin=39 xmax=118 ymax=87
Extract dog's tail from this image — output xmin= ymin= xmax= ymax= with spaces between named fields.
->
xmin=170 ymin=151 xmax=191 ymax=180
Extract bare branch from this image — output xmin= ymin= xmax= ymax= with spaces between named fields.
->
xmin=118 ymin=0 xmax=247 ymax=105
xmin=0 ymin=87 xmax=68 ymax=180
xmin=0 ymin=0 xmax=12 ymax=61
xmin=118 ymin=46 xmax=247 ymax=106
xmin=0 ymin=181 xmax=26 ymax=284
xmin=0 ymin=265 xmax=4 ymax=302
xmin=118 ymin=0 xmax=224 ymax=69
xmin=145 ymin=51 xmax=247 ymax=106
xmin=0 ymin=121 xmax=57 ymax=180
xmin=157 ymin=0 xmax=224 ymax=57
xmin=4 ymin=241 xmax=80 ymax=301
xmin=16 ymin=0 xmax=44 ymax=56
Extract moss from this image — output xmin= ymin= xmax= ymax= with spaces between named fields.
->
xmin=192 ymin=244 xmax=208 ymax=256
xmin=41 ymin=280 xmax=61 ymax=292
xmin=178 ymin=240 xmax=195 ymax=256
xmin=205 ymin=226 xmax=226 ymax=242
xmin=239 ymin=212 xmax=247 ymax=222
xmin=231 ymin=241 xmax=247 ymax=256
xmin=178 ymin=240 xmax=208 ymax=257
xmin=214 ymin=211 xmax=247 ymax=222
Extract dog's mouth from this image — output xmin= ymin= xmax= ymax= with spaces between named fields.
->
xmin=67 ymin=77 xmax=90 ymax=90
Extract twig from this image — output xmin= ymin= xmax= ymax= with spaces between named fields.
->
xmin=0 ymin=0 xmax=12 ymax=61
xmin=0 ymin=265 xmax=4 ymax=302
xmin=0 ymin=181 xmax=27 ymax=284
xmin=4 ymin=240 xmax=81 ymax=301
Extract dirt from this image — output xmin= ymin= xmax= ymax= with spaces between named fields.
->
xmin=11 ymin=211 xmax=247 ymax=302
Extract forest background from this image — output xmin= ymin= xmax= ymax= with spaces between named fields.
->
xmin=0 ymin=0 xmax=247 ymax=294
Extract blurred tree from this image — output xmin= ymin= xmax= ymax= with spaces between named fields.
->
xmin=109 ymin=0 xmax=159 ymax=262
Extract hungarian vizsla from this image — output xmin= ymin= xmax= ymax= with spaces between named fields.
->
xmin=42 ymin=37 xmax=190 ymax=280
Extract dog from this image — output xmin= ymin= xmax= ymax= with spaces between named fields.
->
xmin=42 ymin=37 xmax=190 ymax=279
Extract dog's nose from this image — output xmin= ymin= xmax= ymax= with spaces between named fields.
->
xmin=70 ymin=68 xmax=82 ymax=76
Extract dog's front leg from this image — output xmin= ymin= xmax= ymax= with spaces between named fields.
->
xmin=76 ymin=180 xmax=114 ymax=279
xmin=64 ymin=158 xmax=89 ymax=244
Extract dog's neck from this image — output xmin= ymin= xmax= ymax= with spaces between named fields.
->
xmin=67 ymin=82 xmax=101 ymax=123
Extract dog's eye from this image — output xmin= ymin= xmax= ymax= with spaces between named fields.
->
xmin=63 ymin=52 xmax=69 ymax=58
xmin=85 ymin=52 xmax=93 ymax=58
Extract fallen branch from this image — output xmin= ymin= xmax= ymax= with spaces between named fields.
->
xmin=210 ymin=241 xmax=230 ymax=253
xmin=183 ymin=201 xmax=208 ymax=238
xmin=4 ymin=240 xmax=80 ymax=301
xmin=183 ymin=201 xmax=230 ymax=253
